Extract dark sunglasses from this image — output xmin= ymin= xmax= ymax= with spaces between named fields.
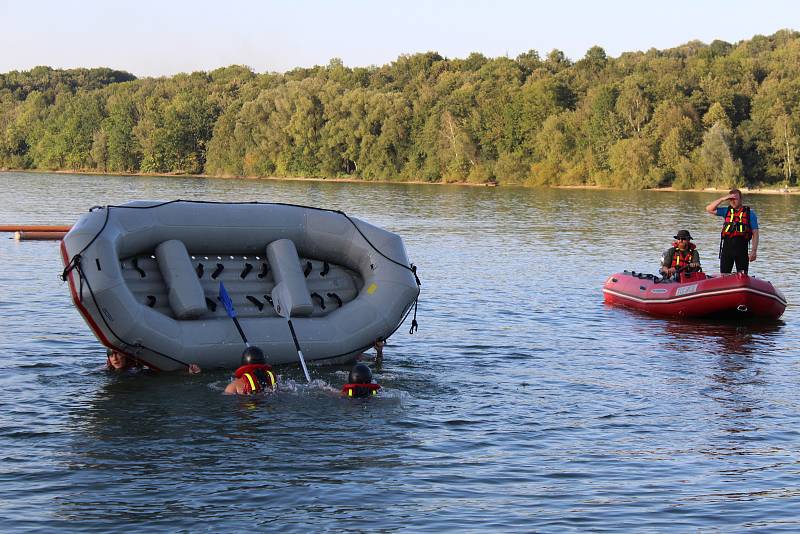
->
xmin=677 ymin=237 xmax=690 ymax=241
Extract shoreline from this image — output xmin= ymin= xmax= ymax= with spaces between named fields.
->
xmin=2 ymin=168 xmax=798 ymax=195
xmin=0 ymin=167 xmax=498 ymax=188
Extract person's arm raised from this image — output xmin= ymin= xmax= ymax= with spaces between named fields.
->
xmin=706 ymin=194 xmax=733 ymax=214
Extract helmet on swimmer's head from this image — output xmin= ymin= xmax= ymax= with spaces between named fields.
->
xmin=241 ymin=346 xmax=266 ymax=365
xmin=348 ymin=363 xmax=373 ymax=385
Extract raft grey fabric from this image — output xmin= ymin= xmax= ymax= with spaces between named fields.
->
xmin=155 ymin=239 xmax=207 ymax=319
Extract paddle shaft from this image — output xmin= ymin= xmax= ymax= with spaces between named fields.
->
xmin=287 ymin=319 xmax=311 ymax=382
xmin=232 ymin=316 xmax=250 ymax=347
xmin=219 ymin=282 xmax=250 ymax=348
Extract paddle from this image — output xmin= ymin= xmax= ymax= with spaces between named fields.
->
xmin=274 ymin=304 xmax=311 ymax=383
xmin=219 ymin=281 xmax=250 ymax=347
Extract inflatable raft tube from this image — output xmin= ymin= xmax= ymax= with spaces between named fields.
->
xmin=61 ymin=200 xmax=421 ymax=371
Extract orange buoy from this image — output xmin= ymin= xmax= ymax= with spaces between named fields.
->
xmin=0 ymin=225 xmax=71 ymax=232
xmin=13 ymin=231 xmax=68 ymax=241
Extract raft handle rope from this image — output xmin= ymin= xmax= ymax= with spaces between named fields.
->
xmin=246 ymin=295 xmax=264 ymax=311
xmin=409 ymin=297 xmax=418 ymax=334
xmin=196 ymin=262 xmax=204 ymax=278
xmin=303 ymin=261 xmax=313 ymax=277
xmin=60 ymin=199 xmax=423 ymax=367
xmin=320 ymin=261 xmax=330 ymax=277
xmin=132 ymin=257 xmax=146 ymax=278
xmin=311 ymin=292 xmax=326 ymax=310
xmin=211 ymin=263 xmax=225 ymax=279
xmin=241 ymin=262 xmax=253 ymax=279
xmin=258 ymin=262 xmax=270 ymax=279
xmin=327 ymin=292 xmax=342 ymax=308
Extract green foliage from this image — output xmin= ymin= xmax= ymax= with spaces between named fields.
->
xmin=2 ymin=30 xmax=800 ymax=188
xmin=698 ymin=122 xmax=743 ymax=187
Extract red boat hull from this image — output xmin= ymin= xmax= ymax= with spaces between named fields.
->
xmin=603 ymin=271 xmax=787 ymax=319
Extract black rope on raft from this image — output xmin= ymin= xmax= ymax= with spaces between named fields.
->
xmin=408 ymin=298 xmax=418 ymax=334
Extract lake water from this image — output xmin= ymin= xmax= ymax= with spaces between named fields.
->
xmin=1 ymin=171 xmax=798 ymax=531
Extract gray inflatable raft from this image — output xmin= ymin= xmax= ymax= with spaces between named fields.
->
xmin=60 ymin=200 xmax=420 ymax=371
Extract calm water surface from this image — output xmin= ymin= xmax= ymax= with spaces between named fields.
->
xmin=1 ymin=172 xmax=799 ymax=532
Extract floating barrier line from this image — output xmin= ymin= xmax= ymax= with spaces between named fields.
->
xmin=14 ymin=231 xmax=68 ymax=241
xmin=0 ymin=225 xmax=71 ymax=232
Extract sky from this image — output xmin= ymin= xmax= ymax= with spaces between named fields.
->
xmin=1 ymin=0 xmax=798 ymax=77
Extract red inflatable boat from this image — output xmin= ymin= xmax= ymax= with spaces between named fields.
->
xmin=603 ymin=270 xmax=787 ymax=319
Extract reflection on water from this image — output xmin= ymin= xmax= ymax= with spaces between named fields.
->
xmin=1 ymin=171 xmax=799 ymax=530
xmin=655 ymin=316 xmax=785 ymax=355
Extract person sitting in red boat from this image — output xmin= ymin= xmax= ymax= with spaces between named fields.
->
xmin=659 ymin=230 xmax=701 ymax=281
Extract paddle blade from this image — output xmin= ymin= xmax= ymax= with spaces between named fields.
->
xmin=219 ymin=281 xmax=236 ymax=318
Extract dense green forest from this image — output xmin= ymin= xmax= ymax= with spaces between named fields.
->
xmin=1 ymin=30 xmax=798 ymax=188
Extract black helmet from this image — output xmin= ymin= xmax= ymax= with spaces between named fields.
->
xmin=241 ymin=346 xmax=266 ymax=365
xmin=348 ymin=363 xmax=373 ymax=384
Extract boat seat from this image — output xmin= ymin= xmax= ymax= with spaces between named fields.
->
xmin=154 ymin=239 xmax=207 ymax=319
xmin=267 ymin=239 xmax=313 ymax=317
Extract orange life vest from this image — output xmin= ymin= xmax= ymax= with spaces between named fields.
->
xmin=721 ymin=206 xmax=752 ymax=240
xmin=670 ymin=241 xmax=696 ymax=269
xmin=234 ymin=364 xmax=276 ymax=394
xmin=341 ymin=383 xmax=380 ymax=398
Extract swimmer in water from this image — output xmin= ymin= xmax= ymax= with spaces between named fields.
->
xmin=224 ymin=346 xmax=277 ymax=395
xmin=341 ymin=363 xmax=381 ymax=398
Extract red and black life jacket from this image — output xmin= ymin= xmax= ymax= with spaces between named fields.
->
xmin=721 ymin=206 xmax=752 ymax=240
xmin=341 ymin=383 xmax=381 ymax=398
xmin=670 ymin=241 xmax=696 ymax=269
xmin=234 ymin=364 xmax=276 ymax=394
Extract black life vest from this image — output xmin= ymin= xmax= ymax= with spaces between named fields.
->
xmin=670 ymin=241 xmax=696 ymax=269
xmin=721 ymin=206 xmax=752 ymax=240
xmin=341 ymin=383 xmax=381 ymax=398
xmin=234 ymin=364 xmax=276 ymax=394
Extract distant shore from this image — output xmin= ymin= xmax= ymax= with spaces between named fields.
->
xmin=2 ymin=168 xmax=798 ymax=195
xmin=0 ymin=167 xmax=498 ymax=188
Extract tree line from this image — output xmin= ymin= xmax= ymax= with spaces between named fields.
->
xmin=1 ymin=30 xmax=798 ymax=189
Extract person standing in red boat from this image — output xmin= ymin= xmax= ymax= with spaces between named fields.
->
xmin=660 ymin=230 xmax=701 ymax=280
xmin=705 ymin=189 xmax=759 ymax=274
